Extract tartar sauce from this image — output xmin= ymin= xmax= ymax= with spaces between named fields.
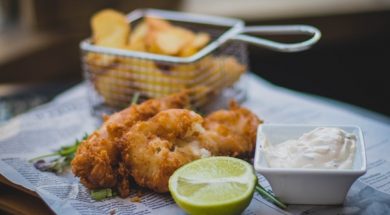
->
xmin=263 ymin=127 xmax=357 ymax=169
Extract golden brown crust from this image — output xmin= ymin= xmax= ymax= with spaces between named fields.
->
xmin=199 ymin=101 xmax=262 ymax=157
xmin=72 ymin=96 xmax=262 ymax=196
xmin=71 ymin=92 xmax=189 ymax=193
xmin=120 ymin=109 xmax=204 ymax=193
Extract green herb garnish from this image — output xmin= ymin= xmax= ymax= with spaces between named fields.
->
xmin=31 ymin=133 xmax=89 ymax=174
xmin=31 ymin=93 xmax=141 ymax=175
xmin=131 ymin=92 xmax=140 ymax=105
xmin=255 ymin=182 xmax=287 ymax=209
xmin=91 ymin=188 xmax=117 ymax=201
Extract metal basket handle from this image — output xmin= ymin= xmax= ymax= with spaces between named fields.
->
xmin=232 ymin=25 xmax=321 ymax=52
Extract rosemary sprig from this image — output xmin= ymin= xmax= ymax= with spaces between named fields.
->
xmin=30 ymin=133 xmax=89 ymax=174
xmin=31 ymin=93 xmax=141 ymax=175
xmin=255 ymin=181 xmax=287 ymax=210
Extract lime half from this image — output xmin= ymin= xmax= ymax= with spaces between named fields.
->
xmin=169 ymin=157 xmax=257 ymax=215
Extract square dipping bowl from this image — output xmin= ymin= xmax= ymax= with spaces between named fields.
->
xmin=254 ymin=124 xmax=367 ymax=205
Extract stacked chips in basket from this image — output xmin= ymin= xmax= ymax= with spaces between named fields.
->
xmin=83 ymin=9 xmax=246 ymax=110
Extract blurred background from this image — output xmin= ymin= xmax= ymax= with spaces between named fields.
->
xmin=1 ymin=0 xmax=390 ymax=122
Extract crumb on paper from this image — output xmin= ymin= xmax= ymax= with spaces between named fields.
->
xmin=130 ymin=190 xmax=143 ymax=202
xmin=130 ymin=196 xmax=141 ymax=203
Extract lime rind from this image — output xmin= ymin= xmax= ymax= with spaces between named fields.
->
xmin=169 ymin=156 xmax=256 ymax=208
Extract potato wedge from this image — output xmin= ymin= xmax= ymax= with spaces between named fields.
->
xmin=145 ymin=16 xmax=172 ymax=31
xmin=127 ymin=22 xmax=148 ymax=51
xmin=179 ymin=32 xmax=211 ymax=57
xmin=218 ymin=56 xmax=246 ymax=87
xmin=151 ymin=27 xmax=195 ymax=55
xmin=192 ymin=33 xmax=211 ymax=49
xmin=91 ymin=9 xmax=130 ymax=48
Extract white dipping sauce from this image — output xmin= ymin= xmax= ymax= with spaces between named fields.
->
xmin=263 ymin=127 xmax=356 ymax=169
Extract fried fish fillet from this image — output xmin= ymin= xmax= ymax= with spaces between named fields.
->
xmin=71 ymin=92 xmax=189 ymax=193
xmin=120 ymin=109 xmax=208 ymax=193
xmin=117 ymin=102 xmax=261 ymax=194
xmin=199 ymin=101 xmax=262 ymax=157
xmin=72 ymin=93 xmax=261 ymax=196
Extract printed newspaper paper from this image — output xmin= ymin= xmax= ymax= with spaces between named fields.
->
xmin=1 ymin=74 xmax=389 ymax=214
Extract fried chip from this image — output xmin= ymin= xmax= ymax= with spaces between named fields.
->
xmin=192 ymin=33 xmax=211 ymax=49
xmin=127 ymin=22 xmax=148 ymax=51
xmin=217 ymin=56 xmax=246 ymax=87
xmin=91 ymin=9 xmax=130 ymax=48
xmin=150 ymin=27 xmax=195 ymax=55
xmin=145 ymin=16 xmax=172 ymax=31
xmin=179 ymin=32 xmax=211 ymax=57
xmin=142 ymin=17 xmax=171 ymax=50
xmin=91 ymin=10 xmax=211 ymax=57
xmin=86 ymin=53 xmax=118 ymax=68
xmin=87 ymin=9 xmax=245 ymax=108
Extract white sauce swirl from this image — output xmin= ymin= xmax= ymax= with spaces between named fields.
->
xmin=263 ymin=127 xmax=356 ymax=169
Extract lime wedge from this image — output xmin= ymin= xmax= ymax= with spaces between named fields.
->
xmin=169 ymin=157 xmax=257 ymax=215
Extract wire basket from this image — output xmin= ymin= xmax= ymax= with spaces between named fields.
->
xmin=81 ymin=9 xmax=321 ymax=114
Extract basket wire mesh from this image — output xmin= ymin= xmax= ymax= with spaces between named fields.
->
xmin=81 ymin=9 xmax=320 ymax=114
xmin=82 ymin=10 xmax=248 ymax=114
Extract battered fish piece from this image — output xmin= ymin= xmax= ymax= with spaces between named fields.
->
xmin=120 ymin=109 xmax=210 ymax=193
xmin=118 ymin=102 xmax=261 ymax=194
xmin=71 ymin=93 xmax=189 ymax=193
xmin=200 ymin=101 xmax=262 ymax=157
xmin=72 ymin=94 xmax=261 ymax=196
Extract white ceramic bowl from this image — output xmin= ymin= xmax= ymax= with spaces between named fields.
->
xmin=254 ymin=124 xmax=367 ymax=205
